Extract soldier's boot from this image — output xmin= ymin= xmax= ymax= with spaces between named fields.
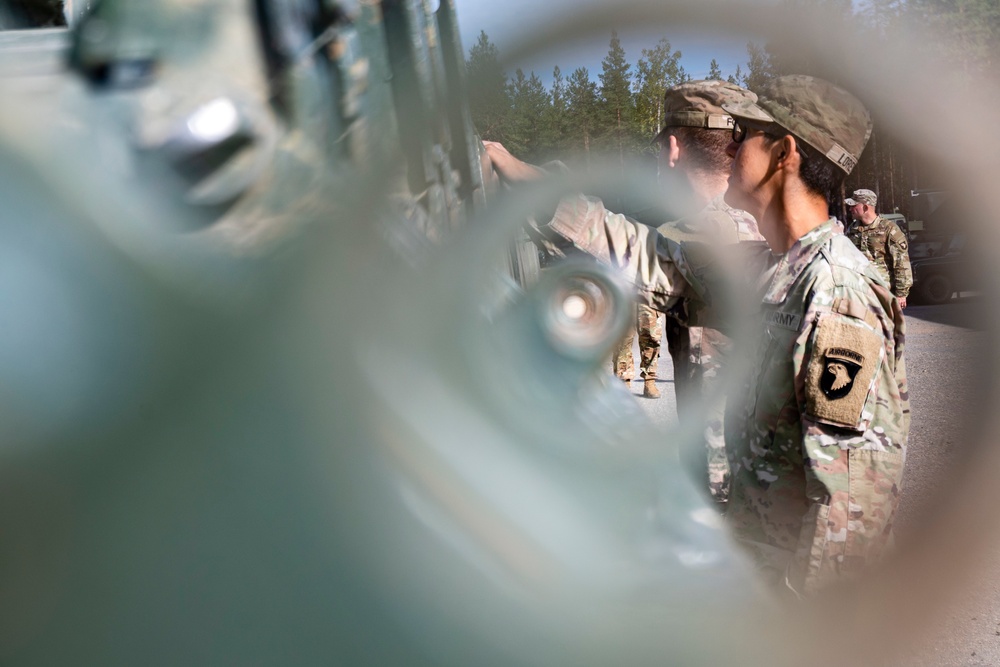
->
xmin=708 ymin=472 xmax=730 ymax=510
xmin=643 ymin=379 xmax=660 ymax=399
xmin=616 ymin=361 xmax=632 ymax=390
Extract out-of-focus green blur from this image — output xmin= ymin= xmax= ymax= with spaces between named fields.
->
xmin=2 ymin=1 xmax=1000 ymax=666
xmin=0 ymin=1 xmax=769 ymax=665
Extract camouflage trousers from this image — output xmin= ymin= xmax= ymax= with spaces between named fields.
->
xmin=666 ymin=318 xmax=731 ymax=505
xmin=612 ymin=304 xmax=662 ymax=380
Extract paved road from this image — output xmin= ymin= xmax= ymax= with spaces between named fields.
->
xmin=892 ymin=298 xmax=998 ymax=667
xmin=616 ymin=298 xmax=997 ymax=665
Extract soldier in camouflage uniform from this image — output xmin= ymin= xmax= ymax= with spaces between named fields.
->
xmin=845 ymin=188 xmax=913 ymax=307
xmin=612 ymin=304 xmax=663 ymax=398
xmin=652 ymin=80 xmax=764 ymax=505
xmin=713 ymin=85 xmax=905 ymax=594
xmin=487 ymin=81 xmax=765 ymax=505
xmin=493 ymin=82 xmax=763 ymax=487
xmin=488 ymin=75 xmax=908 ymax=595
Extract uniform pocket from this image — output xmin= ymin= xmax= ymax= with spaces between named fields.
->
xmin=750 ymin=329 xmax=776 ymax=416
xmin=843 ymin=448 xmax=904 ymax=563
xmin=794 ymin=447 xmax=904 ymax=594
xmin=791 ymin=502 xmax=832 ymax=595
xmin=752 ymin=324 xmax=799 ymax=419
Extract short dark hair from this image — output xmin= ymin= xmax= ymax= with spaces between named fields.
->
xmin=668 ymin=126 xmax=732 ymax=174
xmin=763 ymin=132 xmax=844 ymax=202
xmin=799 ymin=155 xmax=844 ymax=202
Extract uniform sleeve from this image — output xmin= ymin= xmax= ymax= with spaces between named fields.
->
xmin=548 ymin=195 xmax=703 ymax=313
xmin=787 ymin=299 xmax=906 ymax=594
xmin=886 ymin=224 xmax=913 ymax=298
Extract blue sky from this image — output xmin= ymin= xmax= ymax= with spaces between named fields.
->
xmin=453 ymin=0 xmax=754 ymax=86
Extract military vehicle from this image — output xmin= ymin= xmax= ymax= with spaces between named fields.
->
xmin=2 ymin=0 xmax=513 ymax=258
xmin=910 ymin=234 xmax=983 ymax=304
xmin=0 ymin=1 xmax=760 ymax=664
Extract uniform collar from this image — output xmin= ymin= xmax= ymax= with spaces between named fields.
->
xmin=705 ymin=194 xmax=729 ymax=213
xmin=763 ymin=218 xmax=838 ymax=304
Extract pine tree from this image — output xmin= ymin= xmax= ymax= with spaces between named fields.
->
xmin=598 ymin=31 xmax=637 ymax=169
xmin=565 ymin=67 xmax=600 ymax=164
xmin=465 ymin=31 xmax=510 ymax=142
xmin=904 ymin=0 xmax=1000 ymax=81
xmin=633 ymin=38 xmax=686 ymax=138
xmin=762 ymin=0 xmax=853 ymax=81
xmin=742 ymin=41 xmax=775 ymax=91
xmin=727 ymin=64 xmax=744 ymax=85
xmin=858 ymin=0 xmax=905 ymax=36
xmin=542 ymin=66 xmax=569 ymax=158
xmin=707 ymin=59 xmax=724 ymax=80
xmin=505 ymin=69 xmax=551 ymax=162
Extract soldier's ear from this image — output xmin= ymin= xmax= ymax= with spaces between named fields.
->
xmin=775 ymin=134 xmax=797 ymax=168
xmin=667 ymin=135 xmax=681 ymax=168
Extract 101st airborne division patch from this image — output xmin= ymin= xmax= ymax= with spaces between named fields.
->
xmin=805 ymin=315 xmax=882 ymax=428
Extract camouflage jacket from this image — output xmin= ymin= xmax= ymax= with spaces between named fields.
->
xmin=549 ymin=198 xmax=909 ymax=595
xmin=846 ymin=215 xmax=913 ymax=298
xmin=658 ymin=197 xmax=762 ymax=397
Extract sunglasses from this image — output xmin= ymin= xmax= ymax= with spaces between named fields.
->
xmin=732 ymin=120 xmax=811 ymax=158
xmin=731 ymin=120 xmax=770 ymax=144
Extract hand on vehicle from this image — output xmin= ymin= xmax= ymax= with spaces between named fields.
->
xmin=483 ymin=141 xmax=544 ymax=183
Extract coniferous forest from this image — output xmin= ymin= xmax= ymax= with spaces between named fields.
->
xmin=467 ymin=0 xmax=1000 ymax=225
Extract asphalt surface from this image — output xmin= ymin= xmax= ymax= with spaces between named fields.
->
xmin=892 ymin=298 xmax=998 ymax=667
xmin=617 ymin=297 xmax=998 ymax=666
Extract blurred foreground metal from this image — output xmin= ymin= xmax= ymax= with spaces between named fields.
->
xmin=0 ymin=0 xmax=999 ymax=666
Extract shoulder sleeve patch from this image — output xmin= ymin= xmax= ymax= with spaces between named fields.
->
xmin=805 ymin=315 xmax=884 ymax=429
xmin=888 ymin=224 xmax=908 ymax=249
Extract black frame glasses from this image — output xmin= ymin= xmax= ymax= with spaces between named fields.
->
xmin=732 ymin=120 xmax=749 ymax=144
xmin=732 ymin=120 xmax=811 ymax=159
xmin=732 ymin=120 xmax=768 ymax=144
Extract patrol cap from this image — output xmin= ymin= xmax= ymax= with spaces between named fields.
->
xmin=845 ymin=188 xmax=877 ymax=206
xmin=722 ymin=74 xmax=872 ymax=174
xmin=653 ymin=79 xmax=757 ymax=142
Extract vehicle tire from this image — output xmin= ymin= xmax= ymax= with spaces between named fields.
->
xmin=508 ymin=231 xmax=541 ymax=288
xmin=917 ymin=273 xmax=954 ymax=305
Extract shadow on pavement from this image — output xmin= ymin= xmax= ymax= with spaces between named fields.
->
xmin=905 ymin=295 xmax=993 ymax=331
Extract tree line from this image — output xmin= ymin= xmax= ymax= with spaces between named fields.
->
xmin=467 ymin=0 xmax=999 ymax=224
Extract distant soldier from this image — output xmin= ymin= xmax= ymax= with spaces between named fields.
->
xmin=845 ymin=189 xmax=912 ymax=308
xmin=612 ymin=305 xmax=662 ymax=398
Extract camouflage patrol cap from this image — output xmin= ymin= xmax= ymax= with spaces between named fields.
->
xmin=722 ymin=74 xmax=872 ymax=174
xmin=654 ymin=80 xmax=757 ymax=141
xmin=845 ymin=188 xmax=877 ymax=206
